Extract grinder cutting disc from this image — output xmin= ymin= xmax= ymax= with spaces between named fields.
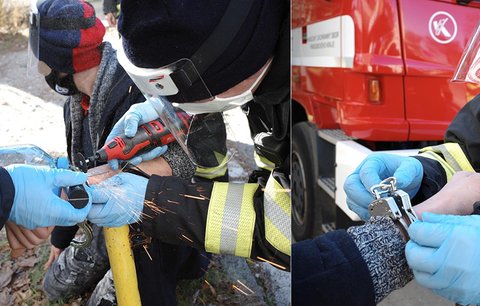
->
xmin=76 ymin=152 xmax=89 ymax=173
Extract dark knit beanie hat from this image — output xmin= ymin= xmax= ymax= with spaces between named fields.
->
xmin=118 ymin=0 xmax=287 ymax=97
xmin=35 ymin=0 xmax=105 ymax=74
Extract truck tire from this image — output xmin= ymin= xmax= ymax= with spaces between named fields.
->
xmin=292 ymin=122 xmax=316 ymax=241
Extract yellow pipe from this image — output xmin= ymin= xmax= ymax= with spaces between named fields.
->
xmin=104 ymin=226 xmax=141 ymax=306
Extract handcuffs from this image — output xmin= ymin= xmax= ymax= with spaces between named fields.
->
xmin=368 ymin=177 xmax=419 ymax=240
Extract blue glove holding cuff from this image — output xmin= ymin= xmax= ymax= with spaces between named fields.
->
xmin=106 ymin=102 xmax=167 ymax=170
xmin=406 ymin=213 xmax=480 ymax=305
xmin=344 ymin=153 xmax=423 ymax=220
xmin=6 ymin=164 xmax=91 ymax=229
xmin=87 ymin=172 xmax=147 ymax=227
xmin=55 ymin=156 xmax=70 ymax=169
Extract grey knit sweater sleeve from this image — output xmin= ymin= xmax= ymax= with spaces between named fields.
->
xmin=162 ymin=142 xmax=196 ymax=180
xmin=347 ymin=217 xmax=413 ymax=304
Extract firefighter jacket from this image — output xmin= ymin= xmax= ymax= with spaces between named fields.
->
xmin=140 ymin=13 xmax=291 ymax=271
xmin=0 ymin=167 xmax=14 ymax=230
xmin=412 ymin=95 xmax=480 ymax=203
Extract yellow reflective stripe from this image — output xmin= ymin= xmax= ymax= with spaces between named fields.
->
xmin=195 ymin=163 xmax=228 ymax=179
xmin=195 ymin=152 xmax=229 ymax=179
xmin=205 ymin=183 xmax=228 ymax=254
xmin=420 ymin=143 xmax=474 ymax=172
xmin=418 ymin=151 xmax=455 ymax=181
xmin=235 ymin=184 xmax=257 ymax=257
xmin=264 ymin=174 xmax=291 ymax=256
xmin=254 ymin=151 xmax=275 ymax=171
xmin=205 ymin=182 xmax=258 ymax=257
xmin=441 ymin=143 xmax=474 ymax=171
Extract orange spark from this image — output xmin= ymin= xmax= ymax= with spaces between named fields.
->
xmin=181 ymin=234 xmax=193 ymax=243
xmin=232 ymin=284 xmax=249 ymax=296
xmin=179 ymin=193 xmax=208 ymax=201
xmin=120 ymin=161 xmax=131 ymax=172
xmin=237 ymin=280 xmax=255 ymax=295
xmin=256 ymin=256 xmax=287 ymax=270
xmin=143 ymin=245 xmax=153 ymax=261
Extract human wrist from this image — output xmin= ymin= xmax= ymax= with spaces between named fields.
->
xmin=414 ymin=191 xmax=472 ymax=218
xmin=347 ymin=217 xmax=413 ymax=303
xmin=162 ymin=142 xmax=195 ymax=180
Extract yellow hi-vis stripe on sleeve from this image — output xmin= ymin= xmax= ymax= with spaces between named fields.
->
xmin=419 ymin=143 xmax=474 ymax=180
xmin=195 ymin=163 xmax=228 ymax=179
xmin=263 ymin=174 xmax=291 ymax=256
xmin=195 ymin=152 xmax=229 ymax=179
xmin=418 ymin=151 xmax=456 ymax=181
xmin=205 ymin=182 xmax=258 ymax=257
xmin=254 ymin=151 xmax=275 ymax=171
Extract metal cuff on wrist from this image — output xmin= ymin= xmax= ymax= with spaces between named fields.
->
xmin=368 ymin=177 xmax=418 ymax=238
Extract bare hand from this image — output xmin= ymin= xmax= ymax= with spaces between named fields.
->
xmin=44 ymin=246 xmax=64 ymax=270
xmin=414 ymin=171 xmax=480 ymax=218
xmin=5 ymin=221 xmax=53 ymax=258
xmin=105 ymin=12 xmax=117 ymax=28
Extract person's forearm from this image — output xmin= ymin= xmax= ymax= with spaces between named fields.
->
xmin=414 ymin=190 xmax=473 ymax=217
xmin=411 ymin=156 xmax=447 ymax=204
xmin=142 ymin=175 xmax=212 ymax=249
xmin=51 ymin=225 xmax=79 ymax=249
xmin=292 ymin=230 xmax=376 ymax=305
xmin=347 ymin=217 xmax=413 ymax=304
xmin=348 ymin=174 xmax=480 ymax=305
xmin=142 ymin=176 xmax=290 ymax=269
xmin=413 ymin=171 xmax=480 ymax=218
xmin=160 ymin=142 xmax=195 ymax=180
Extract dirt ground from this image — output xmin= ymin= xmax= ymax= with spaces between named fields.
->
xmin=0 ymin=2 xmax=290 ymax=305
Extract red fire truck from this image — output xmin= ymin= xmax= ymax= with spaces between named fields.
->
xmin=291 ymin=0 xmax=480 ymax=240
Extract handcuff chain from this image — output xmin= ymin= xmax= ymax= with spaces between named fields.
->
xmin=370 ymin=177 xmax=397 ymax=200
xmin=368 ymin=177 xmax=418 ymax=240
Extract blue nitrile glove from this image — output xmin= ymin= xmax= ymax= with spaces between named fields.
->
xmin=343 ymin=153 xmax=423 ymax=220
xmin=5 ymin=164 xmax=91 ymax=229
xmin=106 ymin=102 xmax=167 ymax=170
xmin=55 ymin=156 xmax=70 ymax=169
xmin=406 ymin=213 xmax=480 ymax=305
xmin=87 ymin=172 xmax=147 ymax=227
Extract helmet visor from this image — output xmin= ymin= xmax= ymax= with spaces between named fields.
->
xmin=118 ymin=45 xmax=236 ymax=170
xmin=452 ymin=22 xmax=480 ymax=84
xmin=147 ymin=96 xmax=234 ymax=170
xmin=27 ymin=0 xmax=42 ymax=77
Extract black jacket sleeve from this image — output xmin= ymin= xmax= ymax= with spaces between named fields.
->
xmin=411 ymin=156 xmax=447 ymax=204
xmin=141 ymin=176 xmax=212 ymax=251
xmin=292 ymin=230 xmax=375 ymax=306
xmin=411 ymin=95 xmax=480 ymax=204
xmin=50 ymin=225 xmax=79 ymax=249
xmin=444 ymin=94 xmax=480 ymax=172
xmin=0 ymin=167 xmax=15 ymax=230
xmin=141 ymin=175 xmax=290 ymax=270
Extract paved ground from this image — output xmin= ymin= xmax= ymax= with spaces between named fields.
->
xmin=380 ymin=281 xmax=451 ymax=306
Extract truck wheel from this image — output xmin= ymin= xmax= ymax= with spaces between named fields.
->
xmin=292 ymin=122 xmax=316 ymax=241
